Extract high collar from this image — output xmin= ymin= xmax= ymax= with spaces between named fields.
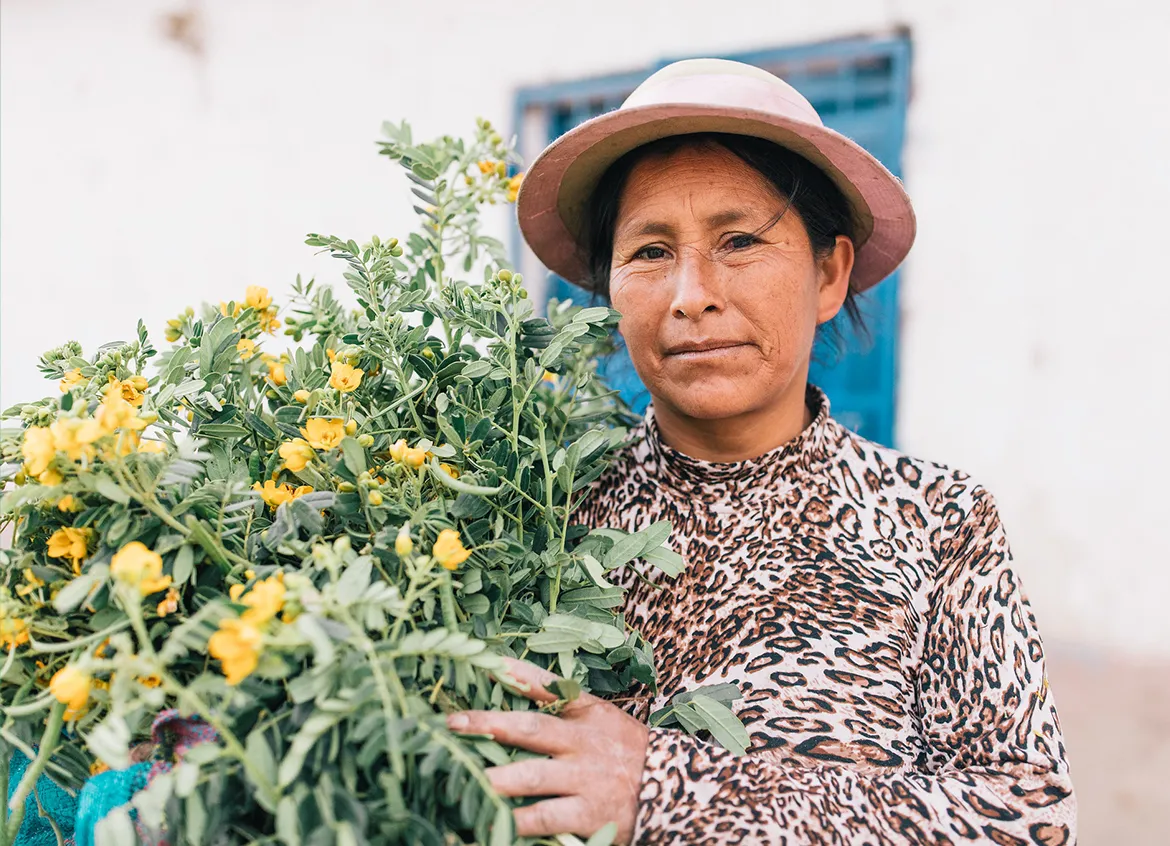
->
xmin=633 ymin=384 xmax=840 ymax=497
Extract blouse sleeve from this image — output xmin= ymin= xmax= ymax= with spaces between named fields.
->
xmin=629 ymin=485 xmax=1077 ymax=845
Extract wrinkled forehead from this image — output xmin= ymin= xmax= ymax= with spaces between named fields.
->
xmin=615 ymin=142 xmax=789 ymax=235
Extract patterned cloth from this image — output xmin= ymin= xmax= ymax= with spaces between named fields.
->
xmin=7 ymin=747 xmax=78 ymax=846
xmin=577 ymin=386 xmax=1076 ymax=845
xmin=11 ymin=710 xmax=217 ymax=846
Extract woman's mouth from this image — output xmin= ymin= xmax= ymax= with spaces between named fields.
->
xmin=664 ymin=340 xmax=752 ymax=361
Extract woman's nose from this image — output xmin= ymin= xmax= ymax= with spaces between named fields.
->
xmin=669 ymin=247 xmax=725 ymax=320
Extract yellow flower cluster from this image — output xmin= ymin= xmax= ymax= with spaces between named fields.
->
xmin=21 ymin=381 xmax=153 ymax=485
xmin=252 ymin=479 xmax=314 ymax=509
xmin=110 ymin=541 xmax=172 ymax=596
xmin=279 ymin=418 xmax=347 ymax=472
xmin=0 ymin=612 xmax=30 ymax=650
xmin=47 ymin=527 xmax=92 ymax=575
xmin=506 ymin=172 xmax=524 ymax=203
xmin=262 ymin=353 xmax=290 ymax=386
xmin=329 ymin=361 xmax=363 ymax=393
xmin=209 ymin=573 xmax=286 ymax=685
xmin=388 ymin=439 xmax=431 ymax=469
xmin=59 ymin=369 xmax=88 ymax=393
xmin=50 ymin=665 xmax=91 ymax=720
xmin=432 ymin=529 xmax=471 ymax=571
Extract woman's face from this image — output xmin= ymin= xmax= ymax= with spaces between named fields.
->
xmin=608 ymin=142 xmax=854 ymax=423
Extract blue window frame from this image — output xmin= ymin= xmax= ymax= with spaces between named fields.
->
xmin=513 ymin=35 xmax=911 ymax=446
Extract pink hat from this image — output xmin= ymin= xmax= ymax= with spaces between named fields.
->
xmin=516 ymin=58 xmax=915 ymax=293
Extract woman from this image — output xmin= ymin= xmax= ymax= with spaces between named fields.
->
xmin=447 ymin=59 xmax=1076 ymax=844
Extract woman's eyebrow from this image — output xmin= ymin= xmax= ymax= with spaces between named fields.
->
xmin=616 ymin=209 xmax=756 ymax=241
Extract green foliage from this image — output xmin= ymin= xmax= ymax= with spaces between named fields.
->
xmin=0 ymin=118 xmax=745 ymax=846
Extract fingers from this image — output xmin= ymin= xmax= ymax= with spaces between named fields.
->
xmin=494 ymin=656 xmax=599 ymax=707
xmin=447 ymin=708 xmax=579 ymax=756
xmin=494 ymin=656 xmax=562 ymax=704
xmin=511 ymin=796 xmax=595 ymax=838
xmin=485 ymin=758 xmax=579 ymax=798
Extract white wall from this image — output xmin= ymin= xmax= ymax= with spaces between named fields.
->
xmin=3 ymin=0 xmax=1168 ymax=656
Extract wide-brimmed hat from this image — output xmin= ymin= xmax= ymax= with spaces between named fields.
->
xmin=516 ymin=58 xmax=915 ymax=293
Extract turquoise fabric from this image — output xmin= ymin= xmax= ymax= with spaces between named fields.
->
xmin=72 ymin=764 xmax=149 ymax=846
xmin=7 ymin=748 xmax=77 ymax=846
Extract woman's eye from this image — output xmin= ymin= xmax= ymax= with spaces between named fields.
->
xmin=633 ymin=245 xmax=667 ymax=261
xmin=727 ymin=234 xmax=759 ymax=250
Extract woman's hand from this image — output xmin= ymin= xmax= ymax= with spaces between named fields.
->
xmin=447 ymin=656 xmax=649 ymax=844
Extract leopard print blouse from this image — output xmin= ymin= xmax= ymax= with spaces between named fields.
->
xmin=576 ymin=386 xmax=1076 ymax=845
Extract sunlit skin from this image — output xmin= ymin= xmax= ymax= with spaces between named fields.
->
xmin=447 ymin=143 xmax=856 ymax=843
xmin=610 ymin=141 xmax=854 ymax=462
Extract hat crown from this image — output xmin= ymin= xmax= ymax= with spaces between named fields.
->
xmin=621 ymin=59 xmax=823 ymax=127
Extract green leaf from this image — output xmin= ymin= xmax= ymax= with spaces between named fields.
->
xmin=245 ymin=728 xmax=279 ymax=809
xmin=339 ymin=436 xmax=366 ymax=476
xmin=527 ymin=614 xmax=624 ymax=654
xmin=690 ymin=693 xmax=752 ymax=755
xmin=279 ymin=712 xmax=343 ymax=788
xmin=580 ymin=554 xmax=614 ymax=589
xmin=54 ymin=563 xmax=107 ymax=613
xmin=89 ymin=475 xmax=130 ymax=505
xmin=642 ymin=545 xmax=685 ymax=577
xmin=586 ymin=821 xmax=619 ymax=846
xmin=490 ymin=803 xmax=514 ymax=846
xmin=335 ymin=554 xmax=372 ymax=603
xmin=171 ymin=544 xmax=195 ymax=585
xmin=276 ymin=796 xmax=303 ymax=846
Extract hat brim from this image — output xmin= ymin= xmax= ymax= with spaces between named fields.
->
xmin=516 ymin=103 xmax=915 ymax=293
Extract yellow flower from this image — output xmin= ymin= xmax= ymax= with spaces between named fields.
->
xmin=240 ymin=574 xmax=285 ymax=625
xmin=110 ymin=541 xmax=172 ymax=596
xmin=137 ymin=674 xmax=163 ymax=689
xmin=137 ymin=439 xmax=168 ymax=454
xmin=266 ymin=359 xmax=287 ymax=386
xmin=107 ymin=374 xmax=148 ymax=407
xmin=432 ymin=529 xmax=471 ymax=571
xmin=329 ymin=361 xmax=363 ymax=393
xmin=252 ymin=480 xmax=313 ymax=509
xmin=403 ymin=447 xmax=428 ymax=469
xmin=208 ymin=618 xmax=263 ymax=685
xmin=438 ymin=463 xmax=460 ymax=479
xmin=293 ymin=389 xmax=311 ymax=403
xmin=505 ymin=172 xmax=525 ymax=203
xmin=388 ymin=439 xmax=408 ymax=463
xmin=237 ymin=338 xmax=258 ymax=360
xmin=50 ymin=666 xmax=91 ymax=720
xmin=96 ymin=389 xmax=146 ymax=434
xmin=47 ymin=527 xmax=92 ymax=574
xmin=325 ymin=348 xmax=337 ymax=362
xmin=59 ymin=369 xmax=88 ymax=393
xmin=477 ymin=160 xmax=495 ymax=175
xmin=89 ymin=760 xmax=110 ymax=777
xmin=16 ymin=568 xmax=45 ymax=598
xmin=258 ymin=308 xmax=281 ymax=335
xmin=395 ymin=526 xmax=413 ymax=557
xmin=38 ymin=469 xmax=64 ymax=487
xmin=279 ymin=438 xmax=315 ymax=472
xmin=301 ymin=418 xmax=345 ymax=451
xmin=49 ymin=417 xmax=104 ymax=461
xmin=22 ymin=426 xmax=56 ymax=476
xmin=156 ymin=587 xmax=180 ymax=617
xmin=229 ymin=583 xmax=246 ymax=602
xmin=244 ymin=286 xmax=272 ymax=311
xmin=56 ymin=495 xmax=80 ymax=512
xmin=0 ymin=615 xmax=30 ymax=650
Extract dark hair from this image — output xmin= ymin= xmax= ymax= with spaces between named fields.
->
xmin=582 ymin=132 xmax=865 ymax=339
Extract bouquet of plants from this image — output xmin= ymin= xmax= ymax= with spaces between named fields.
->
xmin=0 ymin=120 xmax=734 ymax=846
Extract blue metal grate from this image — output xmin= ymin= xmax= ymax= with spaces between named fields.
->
xmin=514 ymin=35 xmax=911 ymax=445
